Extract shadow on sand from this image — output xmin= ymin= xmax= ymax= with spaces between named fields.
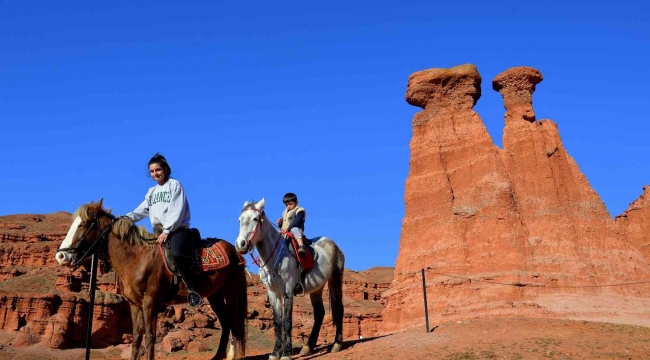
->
xmin=244 ymin=335 xmax=390 ymax=359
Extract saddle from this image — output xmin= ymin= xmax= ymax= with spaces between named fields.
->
xmin=158 ymin=228 xmax=244 ymax=277
xmin=282 ymin=232 xmax=318 ymax=297
xmin=283 ymin=231 xmax=315 ymax=272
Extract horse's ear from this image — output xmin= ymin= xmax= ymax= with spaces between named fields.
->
xmin=255 ymin=198 xmax=266 ymax=210
xmin=243 ymin=200 xmax=250 ymax=208
xmin=91 ymin=198 xmax=104 ymax=211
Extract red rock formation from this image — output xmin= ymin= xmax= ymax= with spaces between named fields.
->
xmin=495 ymin=66 xmax=646 ymax=285
xmin=382 ymin=64 xmax=650 ymax=333
xmin=0 ymin=213 xmax=69 ymax=244
xmin=0 ymin=213 xmax=69 ymax=268
xmin=397 ymin=65 xmax=526 ymax=277
xmin=0 ymin=290 xmax=130 ymax=349
xmin=343 ymin=267 xmax=393 ymax=301
xmin=386 ymin=64 xmax=529 ymax=331
xmin=616 ymin=186 xmax=650 ymax=261
xmin=0 ymin=268 xmax=25 ymax=281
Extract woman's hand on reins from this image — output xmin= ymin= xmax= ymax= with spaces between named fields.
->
xmin=157 ymin=233 xmax=168 ymax=245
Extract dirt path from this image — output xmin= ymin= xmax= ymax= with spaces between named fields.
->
xmin=1 ymin=317 xmax=649 ymax=359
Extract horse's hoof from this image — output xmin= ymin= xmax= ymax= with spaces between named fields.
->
xmin=226 ymin=343 xmax=235 ymax=360
xmin=280 ymin=357 xmax=291 ymax=360
xmin=269 ymin=355 xmax=279 ymax=360
xmin=299 ymin=345 xmax=311 ymax=355
xmin=331 ymin=342 xmax=343 ymax=353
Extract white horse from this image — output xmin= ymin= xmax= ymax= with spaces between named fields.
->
xmin=235 ymin=198 xmax=345 ymax=360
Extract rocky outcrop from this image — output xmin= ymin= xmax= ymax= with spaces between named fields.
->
xmin=0 ymin=291 xmax=128 ymax=349
xmin=387 ymin=64 xmax=528 ymax=331
xmin=382 ymin=64 xmax=650 ymax=332
xmin=495 ymin=66 xmax=646 ymax=285
xmin=341 ymin=267 xmax=393 ymax=301
xmin=616 ymin=186 xmax=650 ymax=261
xmin=0 ymin=213 xmax=69 ymax=244
xmin=396 ymin=64 xmax=527 ymax=275
xmin=0 ymin=217 xmax=69 ymax=269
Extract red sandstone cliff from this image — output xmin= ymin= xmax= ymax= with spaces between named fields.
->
xmin=616 ymin=186 xmax=650 ymax=261
xmin=382 ymin=64 xmax=650 ymax=332
xmin=0 ymin=213 xmax=69 ymax=267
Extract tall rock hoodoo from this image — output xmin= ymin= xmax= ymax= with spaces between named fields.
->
xmin=382 ymin=65 xmax=650 ymax=332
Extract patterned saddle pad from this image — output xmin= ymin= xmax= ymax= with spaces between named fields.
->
xmin=158 ymin=229 xmax=242 ymax=275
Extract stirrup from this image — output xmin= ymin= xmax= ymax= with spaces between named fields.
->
xmin=187 ymin=290 xmax=203 ymax=308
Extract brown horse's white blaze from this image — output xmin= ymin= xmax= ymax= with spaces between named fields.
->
xmin=55 ymin=215 xmax=82 ymax=266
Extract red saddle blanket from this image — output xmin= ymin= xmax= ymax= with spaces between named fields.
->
xmin=198 ymin=238 xmax=232 ymax=272
xmin=284 ymin=231 xmax=314 ymax=272
xmin=159 ymin=238 xmax=242 ymax=275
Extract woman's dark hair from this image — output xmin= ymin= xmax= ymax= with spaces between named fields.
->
xmin=148 ymin=153 xmax=172 ymax=181
xmin=283 ymin=192 xmax=298 ymax=204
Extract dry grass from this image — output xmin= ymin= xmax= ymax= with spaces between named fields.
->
xmin=0 ymin=270 xmax=57 ymax=293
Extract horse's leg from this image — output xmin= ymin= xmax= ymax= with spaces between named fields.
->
xmin=280 ymin=290 xmax=294 ymax=360
xmin=267 ymin=291 xmax=283 ymax=360
xmin=129 ymin=304 xmax=145 ymax=360
xmin=142 ymin=296 xmax=159 ymax=360
xmin=328 ymin=260 xmax=345 ymax=353
xmin=299 ymin=289 xmax=325 ymax=355
xmin=225 ymin=266 xmax=248 ymax=360
xmin=207 ymin=291 xmax=230 ymax=360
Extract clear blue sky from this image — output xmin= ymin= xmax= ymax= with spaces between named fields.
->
xmin=1 ymin=1 xmax=648 ymax=271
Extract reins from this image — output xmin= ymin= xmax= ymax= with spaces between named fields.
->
xmin=60 ymin=214 xmax=158 ymax=270
xmin=245 ymin=208 xmax=284 ymax=269
xmin=249 ymin=231 xmax=283 ymax=268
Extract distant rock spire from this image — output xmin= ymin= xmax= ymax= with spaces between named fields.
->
xmin=492 ymin=66 xmax=543 ymax=122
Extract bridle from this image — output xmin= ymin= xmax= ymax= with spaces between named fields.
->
xmin=241 ymin=207 xmax=282 ymax=268
xmin=58 ymin=212 xmax=116 ymax=269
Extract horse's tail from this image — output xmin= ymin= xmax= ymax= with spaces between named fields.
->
xmin=328 ymin=244 xmax=345 ymax=346
xmin=232 ymin=259 xmax=248 ymax=358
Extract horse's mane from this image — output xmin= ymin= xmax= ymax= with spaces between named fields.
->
xmin=112 ymin=218 xmax=158 ymax=247
xmin=242 ymin=202 xmax=259 ymax=212
xmin=72 ymin=202 xmax=112 ymax=222
xmin=72 ymin=202 xmax=157 ymax=247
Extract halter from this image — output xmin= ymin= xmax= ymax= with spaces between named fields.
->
xmin=58 ymin=212 xmax=116 ymax=269
xmin=242 ymin=207 xmax=283 ymax=269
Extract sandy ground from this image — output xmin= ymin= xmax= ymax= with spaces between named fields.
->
xmin=1 ymin=317 xmax=649 ymax=360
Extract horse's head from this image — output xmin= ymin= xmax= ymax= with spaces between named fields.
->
xmin=235 ymin=198 xmax=266 ymax=254
xmin=55 ymin=199 xmax=112 ymax=267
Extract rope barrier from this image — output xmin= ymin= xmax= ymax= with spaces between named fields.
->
xmin=390 ymin=267 xmax=650 ymax=289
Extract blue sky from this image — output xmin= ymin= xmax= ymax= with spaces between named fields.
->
xmin=1 ymin=1 xmax=648 ymax=271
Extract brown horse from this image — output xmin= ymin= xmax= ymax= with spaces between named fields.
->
xmin=54 ymin=199 xmax=247 ymax=360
